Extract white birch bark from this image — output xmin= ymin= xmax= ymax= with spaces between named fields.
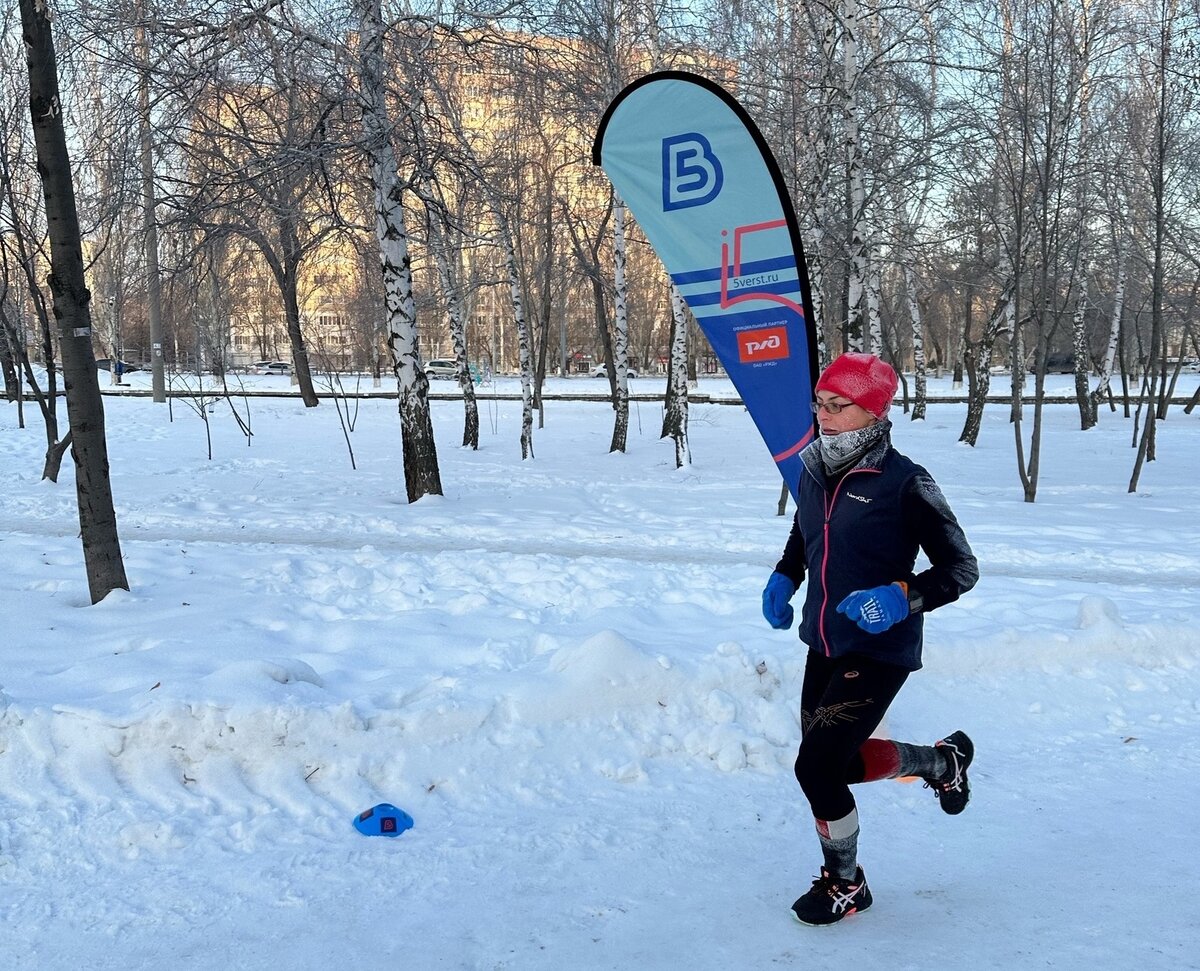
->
xmin=609 ymin=194 xmax=630 ymax=454
xmin=807 ymin=8 xmax=840 ymax=369
xmin=355 ymin=0 xmax=441 ymax=501
xmin=425 ymin=203 xmax=479 ymax=449
xmin=806 ymin=232 xmax=829 ymax=369
xmin=842 ymin=0 xmax=867 ymax=351
xmin=664 ymin=281 xmax=690 ymax=467
xmin=498 ymin=217 xmax=535 ymax=460
xmin=1072 ymin=30 xmax=1096 ymax=431
xmin=1091 ymin=255 xmax=1125 ymax=420
xmin=1072 ymin=277 xmax=1091 ymax=429
xmin=1101 ymin=261 xmax=1125 ymax=382
xmin=904 ymin=263 xmax=926 ymax=420
xmin=866 ymin=248 xmax=882 ymax=356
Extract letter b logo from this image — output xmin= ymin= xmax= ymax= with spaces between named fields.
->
xmin=662 ymin=133 xmax=724 ymax=211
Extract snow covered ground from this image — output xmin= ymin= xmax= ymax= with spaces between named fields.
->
xmin=2 ymin=377 xmax=1199 ymax=969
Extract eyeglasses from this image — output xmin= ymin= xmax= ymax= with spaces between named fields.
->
xmin=810 ymin=399 xmax=853 ymax=414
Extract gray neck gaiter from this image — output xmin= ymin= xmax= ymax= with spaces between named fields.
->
xmin=820 ymin=419 xmax=890 ymax=476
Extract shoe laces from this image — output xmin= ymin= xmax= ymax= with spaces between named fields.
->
xmin=810 ymin=871 xmax=838 ymax=894
xmin=811 ymin=871 xmax=863 ymax=912
xmin=812 ymin=870 xmax=860 ymax=895
xmin=924 ymin=744 xmax=965 ymax=795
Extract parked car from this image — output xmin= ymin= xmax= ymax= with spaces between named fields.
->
xmin=424 ymin=358 xmax=458 ymax=380
xmin=96 ymin=359 xmax=140 ymax=372
xmin=590 ymin=363 xmax=639 ymax=379
xmin=252 ymin=361 xmax=291 ymax=375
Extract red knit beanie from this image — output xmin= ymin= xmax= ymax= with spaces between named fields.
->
xmin=815 ymin=353 xmax=898 ymax=418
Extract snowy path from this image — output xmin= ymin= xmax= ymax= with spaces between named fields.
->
xmin=3 ymin=394 xmax=1199 ymax=968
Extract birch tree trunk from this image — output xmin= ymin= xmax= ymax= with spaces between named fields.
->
xmin=498 ymin=216 xmax=536 ymax=460
xmin=136 ymin=19 xmax=166 ymax=403
xmin=1071 ymin=279 xmax=1091 ymax=429
xmin=423 ymin=61 xmax=534 ymax=459
xmin=1129 ymin=3 xmax=1173 ymax=494
xmin=276 ymin=232 xmax=319 ymax=408
xmin=807 ymin=8 xmax=839 ymax=370
xmin=661 ymin=281 xmax=690 ymax=467
xmin=425 ymin=200 xmax=479 ymax=449
xmin=866 ymin=252 xmax=882 ymax=356
xmin=1089 ymin=256 xmax=1124 ymax=423
xmin=1008 ymin=289 xmax=1024 ymax=424
xmin=842 ymin=0 xmax=867 ymax=351
xmin=20 ymin=0 xmax=128 ymax=603
xmin=560 ymin=199 xmax=612 ymax=369
xmin=355 ymin=0 xmax=441 ymax=501
xmin=0 ymin=308 xmax=21 ymax=403
xmin=608 ymin=194 xmax=630 ymax=453
xmin=531 ymin=180 xmax=556 ymax=430
xmin=959 ymin=277 xmax=1015 ymax=446
xmin=904 ymin=263 xmax=926 ymax=420
xmin=807 ymin=236 xmax=830 ymax=370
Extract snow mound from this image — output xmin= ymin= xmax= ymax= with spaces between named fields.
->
xmin=1076 ymin=594 xmax=1123 ymax=630
xmin=201 ymin=658 xmax=327 ymax=697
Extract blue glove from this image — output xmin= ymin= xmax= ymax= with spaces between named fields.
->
xmin=762 ymin=572 xmax=797 ymax=630
xmin=836 ymin=583 xmax=910 ymax=634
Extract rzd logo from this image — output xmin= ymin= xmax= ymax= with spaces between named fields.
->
xmin=662 ymin=133 xmax=723 ymax=211
xmin=738 ymin=326 xmax=790 ymax=363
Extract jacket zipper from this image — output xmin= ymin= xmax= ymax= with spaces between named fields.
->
xmin=818 ymin=468 xmax=881 ymax=656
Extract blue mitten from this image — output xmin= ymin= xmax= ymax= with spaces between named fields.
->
xmin=836 ymin=583 xmax=910 ymax=634
xmin=762 ymin=572 xmax=797 ymax=630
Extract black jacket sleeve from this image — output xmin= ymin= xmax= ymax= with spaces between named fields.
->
xmin=902 ymin=473 xmax=979 ymax=612
xmin=773 ymin=512 xmax=808 ymax=589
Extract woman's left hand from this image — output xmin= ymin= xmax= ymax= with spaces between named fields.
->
xmin=836 ymin=583 xmax=909 ymax=634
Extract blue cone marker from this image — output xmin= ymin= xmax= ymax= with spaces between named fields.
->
xmin=354 ymin=803 xmax=414 ymax=837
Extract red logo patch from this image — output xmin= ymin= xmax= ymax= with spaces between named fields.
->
xmin=737 ymin=325 xmax=789 ymax=363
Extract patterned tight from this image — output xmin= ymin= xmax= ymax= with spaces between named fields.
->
xmin=794 ymin=651 xmax=910 ymax=822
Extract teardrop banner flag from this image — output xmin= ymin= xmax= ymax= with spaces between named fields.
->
xmin=593 ymin=71 xmax=819 ymax=501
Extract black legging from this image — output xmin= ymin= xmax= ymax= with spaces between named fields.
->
xmin=794 ymin=650 xmax=909 ymax=822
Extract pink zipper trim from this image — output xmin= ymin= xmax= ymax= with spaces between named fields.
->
xmin=817 ymin=468 xmax=881 ymax=656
